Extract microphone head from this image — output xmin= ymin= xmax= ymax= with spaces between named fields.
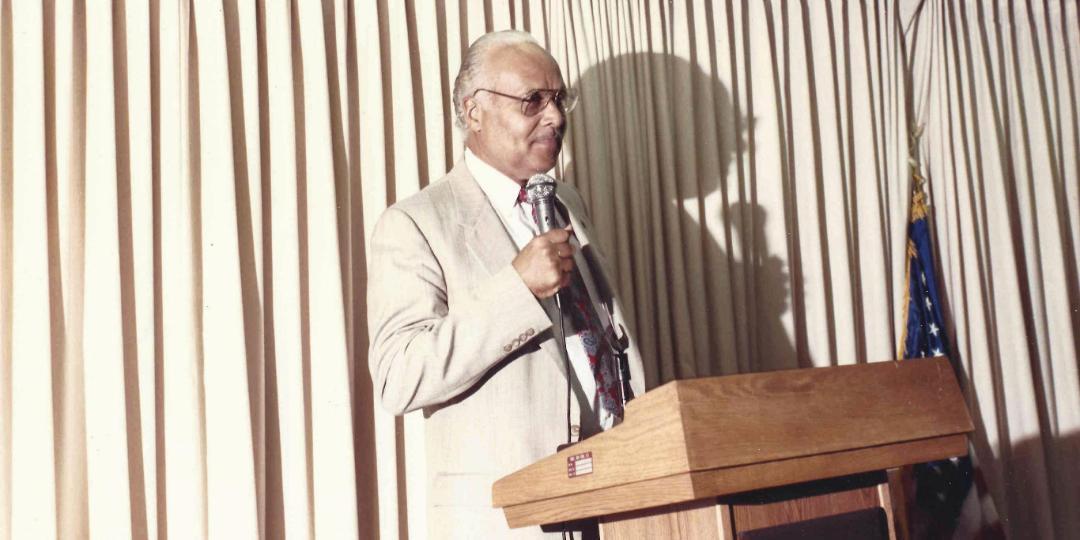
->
xmin=525 ymin=174 xmax=559 ymax=233
xmin=525 ymin=173 xmax=557 ymax=205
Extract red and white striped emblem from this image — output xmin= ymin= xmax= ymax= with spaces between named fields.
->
xmin=567 ymin=451 xmax=593 ymax=478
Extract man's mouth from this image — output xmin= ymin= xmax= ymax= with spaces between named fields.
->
xmin=533 ymin=131 xmax=563 ymax=147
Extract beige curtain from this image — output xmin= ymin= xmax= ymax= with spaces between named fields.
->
xmin=909 ymin=1 xmax=1080 ymax=537
xmin=0 ymin=1 xmax=1075 ymax=539
xmin=1 ymin=2 xmax=362 ymax=538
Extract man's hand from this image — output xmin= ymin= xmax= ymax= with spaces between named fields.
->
xmin=513 ymin=225 xmax=575 ymax=299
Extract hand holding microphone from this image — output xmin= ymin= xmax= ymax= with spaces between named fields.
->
xmin=513 ymin=225 xmax=574 ymax=299
xmin=512 ymin=174 xmax=575 ymax=299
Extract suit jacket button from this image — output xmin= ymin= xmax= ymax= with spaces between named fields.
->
xmin=503 ymin=344 xmax=512 ymax=352
xmin=526 ymin=328 xmax=535 ymax=337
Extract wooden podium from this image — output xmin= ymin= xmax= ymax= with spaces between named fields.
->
xmin=492 ymin=357 xmax=973 ymax=539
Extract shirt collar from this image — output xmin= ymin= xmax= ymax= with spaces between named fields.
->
xmin=465 ymin=148 xmax=525 ymax=216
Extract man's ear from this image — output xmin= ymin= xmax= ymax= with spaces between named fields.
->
xmin=464 ymin=97 xmax=482 ymax=132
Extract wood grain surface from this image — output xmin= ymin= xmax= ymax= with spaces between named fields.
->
xmin=501 ymin=434 xmax=966 ymax=527
xmin=599 ymin=498 xmax=727 ymax=540
xmin=730 ymin=484 xmax=880 ymax=530
xmin=494 ymin=357 xmax=974 ymax=529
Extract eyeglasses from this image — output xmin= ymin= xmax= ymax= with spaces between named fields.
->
xmin=473 ymin=88 xmax=579 ymax=116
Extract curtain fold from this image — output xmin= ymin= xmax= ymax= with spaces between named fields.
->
xmin=0 ymin=1 xmax=1076 ymax=538
xmin=6 ymin=3 xmax=58 ymax=538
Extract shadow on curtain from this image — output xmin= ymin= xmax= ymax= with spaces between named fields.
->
xmin=566 ymin=52 xmax=799 ymax=388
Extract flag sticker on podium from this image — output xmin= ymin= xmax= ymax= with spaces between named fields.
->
xmin=567 ymin=452 xmax=593 ymax=478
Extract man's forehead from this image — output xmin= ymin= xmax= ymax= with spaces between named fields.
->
xmin=484 ymin=44 xmax=564 ymax=89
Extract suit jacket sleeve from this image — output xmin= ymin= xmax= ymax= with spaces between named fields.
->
xmin=366 ymin=206 xmax=553 ymax=415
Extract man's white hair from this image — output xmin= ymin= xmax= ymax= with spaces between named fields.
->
xmin=452 ymin=30 xmax=545 ymax=129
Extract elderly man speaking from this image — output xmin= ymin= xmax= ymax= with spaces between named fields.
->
xmin=367 ymin=30 xmax=646 ymax=538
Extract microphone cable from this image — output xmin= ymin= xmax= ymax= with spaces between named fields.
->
xmin=527 ymin=174 xmax=576 ymax=538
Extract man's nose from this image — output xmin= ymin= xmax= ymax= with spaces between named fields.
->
xmin=539 ymin=97 xmax=565 ymax=128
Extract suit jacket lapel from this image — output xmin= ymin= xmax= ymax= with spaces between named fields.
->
xmin=557 ymin=193 xmax=618 ymax=328
xmin=558 ymin=193 xmax=592 ymax=246
xmin=449 ymin=162 xmax=517 ymax=277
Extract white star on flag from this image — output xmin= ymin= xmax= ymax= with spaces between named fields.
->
xmin=929 ymin=322 xmax=939 ymax=336
xmin=921 ymin=272 xmax=927 ymax=285
xmin=931 ymin=347 xmax=943 ymax=356
xmin=925 ymin=297 xmax=933 ymax=309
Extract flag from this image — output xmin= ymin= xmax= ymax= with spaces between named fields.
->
xmin=899 ymin=149 xmax=1002 ymax=539
xmin=899 ymin=183 xmax=948 ymax=360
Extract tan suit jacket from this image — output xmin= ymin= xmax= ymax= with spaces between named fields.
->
xmin=367 ymin=160 xmax=646 ymax=538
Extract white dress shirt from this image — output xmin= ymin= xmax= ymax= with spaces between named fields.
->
xmin=465 ymin=149 xmax=617 ymax=431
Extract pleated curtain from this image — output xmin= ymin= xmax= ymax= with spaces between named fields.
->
xmin=910 ymin=1 xmax=1080 ymax=537
xmin=0 ymin=1 xmax=1076 ymax=539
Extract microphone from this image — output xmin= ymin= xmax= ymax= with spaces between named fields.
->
xmin=525 ymin=173 xmax=558 ymax=233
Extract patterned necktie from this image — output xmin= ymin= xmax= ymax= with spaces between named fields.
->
xmin=518 ymin=188 xmax=624 ymax=420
